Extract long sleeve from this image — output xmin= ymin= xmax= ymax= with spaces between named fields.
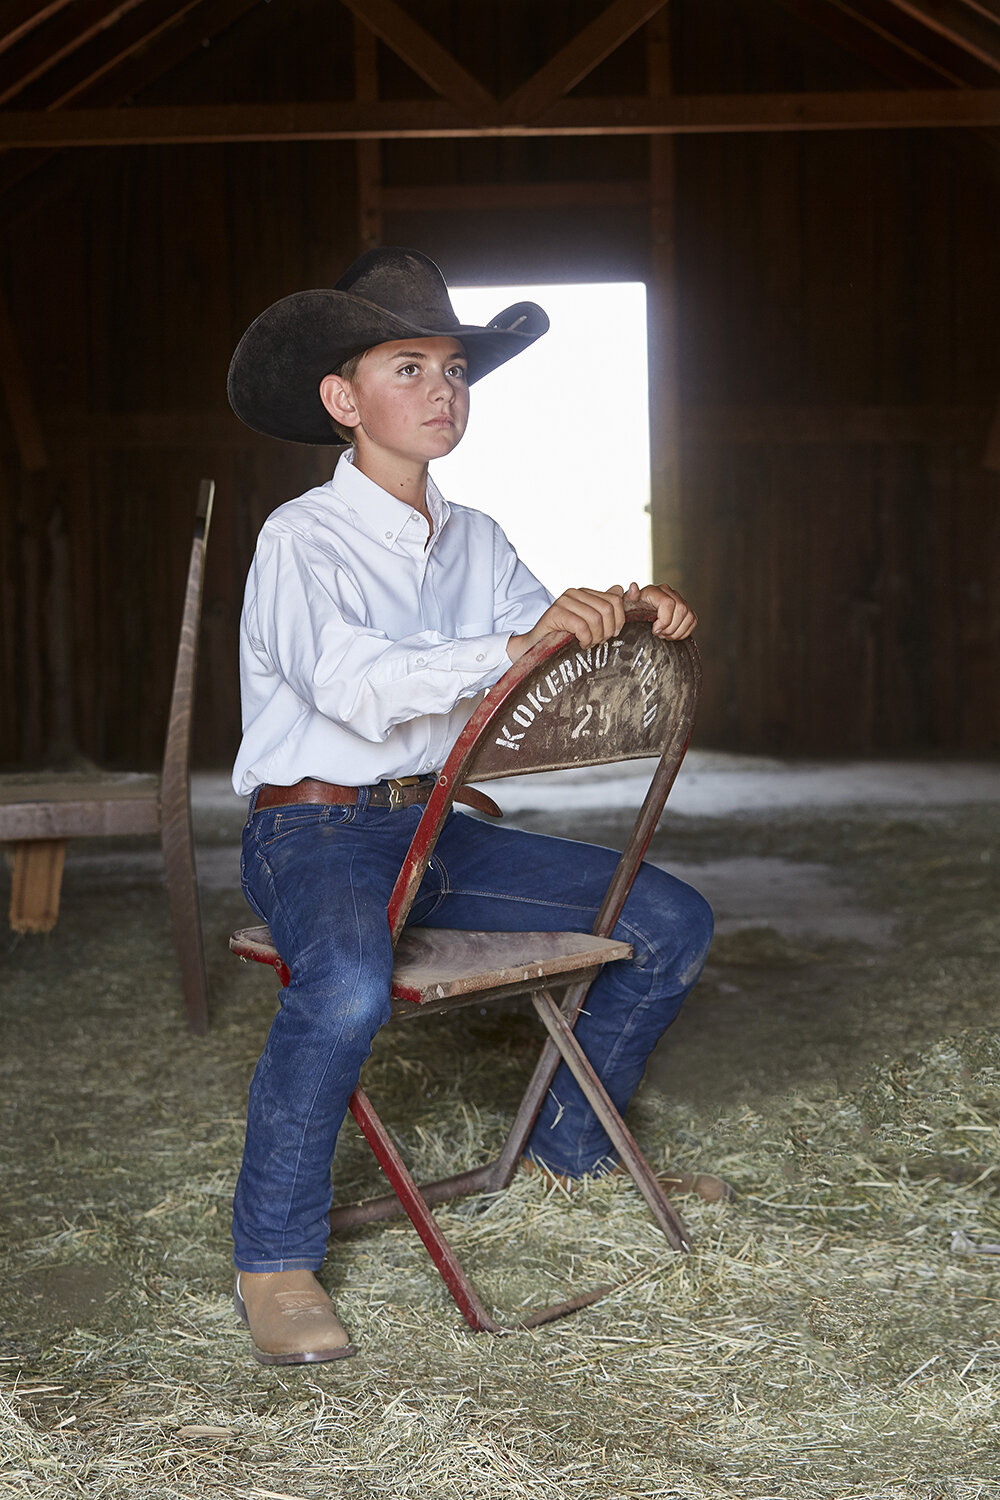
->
xmin=232 ymin=461 xmax=553 ymax=794
xmin=245 ymin=527 xmax=513 ymax=744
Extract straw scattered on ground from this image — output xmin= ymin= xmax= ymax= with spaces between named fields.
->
xmin=2 ymin=796 xmax=999 ymax=1498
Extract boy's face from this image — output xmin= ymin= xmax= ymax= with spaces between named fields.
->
xmin=322 ymin=336 xmax=470 ymax=467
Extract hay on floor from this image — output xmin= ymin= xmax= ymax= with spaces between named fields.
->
xmin=2 ymin=797 xmax=1000 ymax=1498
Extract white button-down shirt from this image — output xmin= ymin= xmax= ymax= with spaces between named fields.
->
xmin=232 ymin=450 xmax=553 ymax=795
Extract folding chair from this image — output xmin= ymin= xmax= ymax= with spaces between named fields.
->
xmin=231 ymin=602 xmax=701 ymax=1329
xmin=1 ymin=479 xmax=215 ymax=1035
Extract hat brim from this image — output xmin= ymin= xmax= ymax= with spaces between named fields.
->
xmin=227 ymin=288 xmax=548 ymax=445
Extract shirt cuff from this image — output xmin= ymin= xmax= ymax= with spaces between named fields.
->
xmin=450 ymin=631 xmax=514 ymax=688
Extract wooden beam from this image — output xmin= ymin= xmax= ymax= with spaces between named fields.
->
xmin=0 ymin=0 xmax=77 ymax=60
xmin=773 ymin=0 xmax=1000 ymax=158
xmin=0 ymin=102 xmax=476 ymax=148
xmin=773 ymin=0 xmax=969 ymax=84
xmin=501 ymin=0 xmax=668 ymax=122
xmin=645 ymin=8 xmax=684 ymax=594
xmin=0 ymin=0 xmax=150 ymax=107
xmin=880 ymin=0 xmax=1000 ymax=72
xmin=338 ymin=0 xmax=496 ymax=119
xmin=536 ymin=87 xmax=1000 ymax=132
xmin=9 ymin=840 xmax=66 ymax=934
xmin=4 ymin=90 xmax=1000 ymax=146
xmin=0 ymin=286 xmax=48 ymax=471
xmin=381 ymin=179 xmax=648 ymax=211
xmin=71 ymin=0 xmax=262 ymax=108
xmin=42 ymin=1 xmax=207 ymax=112
xmin=0 ymin=0 xmax=272 ymax=209
xmin=354 ymin=16 xmax=382 ymax=252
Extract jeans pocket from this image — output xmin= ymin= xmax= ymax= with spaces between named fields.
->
xmin=254 ymin=804 xmax=351 ymax=848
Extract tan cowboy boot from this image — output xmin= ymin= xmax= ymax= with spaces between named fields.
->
xmin=522 ymin=1156 xmax=734 ymax=1204
xmin=234 ymin=1269 xmax=356 ymax=1365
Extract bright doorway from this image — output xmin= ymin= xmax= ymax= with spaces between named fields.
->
xmin=432 ymin=281 xmax=651 ymax=596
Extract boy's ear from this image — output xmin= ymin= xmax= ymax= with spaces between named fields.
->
xmin=319 ymin=373 xmax=361 ymax=429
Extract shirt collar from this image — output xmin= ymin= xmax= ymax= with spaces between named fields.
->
xmin=333 ymin=448 xmax=451 ymax=550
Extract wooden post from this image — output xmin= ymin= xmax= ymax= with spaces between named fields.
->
xmin=646 ymin=9 xmax=683 ymax=592
xmin=10 ymin=840 xmax=67 ymax=933
xmin=354 ymin=19 xmax=383 ymax=251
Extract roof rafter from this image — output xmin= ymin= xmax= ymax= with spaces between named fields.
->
xmin=767 ymin=0 xmax=1000 ymax=159
xmin=42 ymin=2 xmax=206 ymax=112
xmin=880 ymin=0 xmax=1000 ymax=72
xmin=338 ymin=0 xmax=497 ymax=119
xmin=500 ymin=0 xmax=668 ymax=122
xmin=774 ymin=0 xmax=969 ymax=83
xmin=0 ymin=0 xmax=77 ymax=61
xmin=0 ymin=0 xmax=150 ymax=107
xmin=962 ymin=1 xmax=1000 ymax=25
xmin=0 ymin=0 xmax=264 ymax=208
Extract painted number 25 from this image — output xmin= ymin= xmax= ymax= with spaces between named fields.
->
xmin=571 ymin=703 xmax=610 ymax=738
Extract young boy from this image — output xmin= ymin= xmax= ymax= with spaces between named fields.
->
xmin=227 ymin=247 xmax=713 ymax=1365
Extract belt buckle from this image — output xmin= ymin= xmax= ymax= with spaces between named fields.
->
xmin=385 ymin=775 xmax=422 ymax=810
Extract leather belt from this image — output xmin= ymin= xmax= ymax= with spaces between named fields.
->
xmin=254 ymin=775 xmax=502 ymax=819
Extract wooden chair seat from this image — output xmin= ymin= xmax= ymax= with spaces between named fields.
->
xmin=231 ymin=922 xmax=633 ymax=1013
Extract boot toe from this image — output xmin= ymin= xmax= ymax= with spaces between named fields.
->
xmin=235 ymin=1270 xmax=356 ymax=1364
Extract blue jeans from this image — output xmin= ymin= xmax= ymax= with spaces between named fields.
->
xmin=233 ymin=795 xmax=713 ymax=1272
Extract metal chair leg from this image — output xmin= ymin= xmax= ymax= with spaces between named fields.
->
xmin=530 ymin=989 xmax=691 ymax=1252
xmin=346 ymin=1085 xmax=615 ymax=1331
xmin=347 ymin=1086 xmax=504 ymax=1331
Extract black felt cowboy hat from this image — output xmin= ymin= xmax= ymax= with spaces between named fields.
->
xmin=227 ymin=246 xmax=550 ymax=445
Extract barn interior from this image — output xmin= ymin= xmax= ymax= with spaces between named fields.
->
xmin=2 ymin=3 xmax=999 ymax=1497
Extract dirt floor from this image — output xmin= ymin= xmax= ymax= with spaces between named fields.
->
xmin=1 ymin=753 xmax=999 ymax=1499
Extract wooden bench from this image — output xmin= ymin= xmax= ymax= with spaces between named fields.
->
xmin=1 ymin=479 xmax=214 ymax=1035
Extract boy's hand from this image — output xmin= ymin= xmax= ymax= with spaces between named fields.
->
xmin=621 ymin=580 xmax=698 ymax=640
xmin=506 ymin=586 xmax=626 ymax=663
xmin=506 ymin=581 xmax=698 ymax=663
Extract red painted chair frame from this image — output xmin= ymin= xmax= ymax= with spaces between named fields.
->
xmin=231 ymin=604 xmax=701 ymax=1331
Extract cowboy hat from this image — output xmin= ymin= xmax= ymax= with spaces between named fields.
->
xmin=228 ymin=246 xmax=549 ymax=445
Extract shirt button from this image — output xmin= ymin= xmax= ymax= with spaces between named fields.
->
xmin=384 ymin=530 xmax=393 ymax=540
xmin=415 ymin=657 xmax=426 ymax=666
xmin=475 ymin=653 xmax=486 ymax=663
